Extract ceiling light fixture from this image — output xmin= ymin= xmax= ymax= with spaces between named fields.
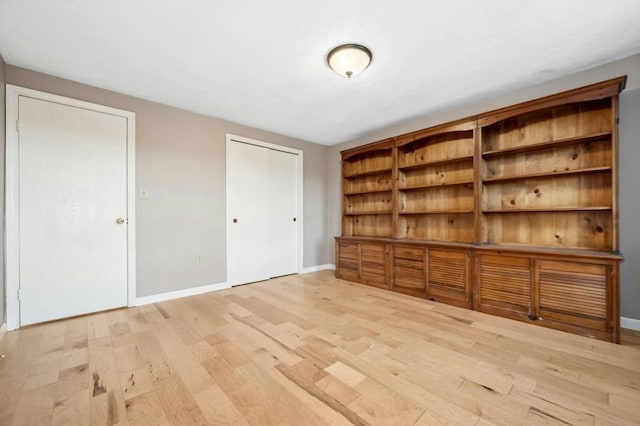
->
xmin=327 ymin=44 xmax=372 ymax=79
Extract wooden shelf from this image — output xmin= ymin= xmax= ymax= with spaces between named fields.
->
xmin=483 ymin=206 xmax=612 ymax=213
xmin=350 ymin=232 xmax=393 ymax=238
xmin=399 ymin=180 xmax=474 ymax=191
xmin=398 ymin=155 xmax=474 ymax=171
xmin=483 ymin=167 xmax=612 ymax=183
xmin=344 ymin=189 xmax=392 ymax=196
xmin=344 ymin=211 xmax=392 ymax=216
xmin=482 ymin=132 xmax=611 ymax=157
xmin=343 ymin=168 xmax=393 ymax=179
xmin=338 ymin=78 xmax=625 ymax=343
xmin=400 ymin=210 xmax=474 ymax=215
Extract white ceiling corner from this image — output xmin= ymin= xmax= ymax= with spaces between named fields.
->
xmin=1 ymin=0 xmax=639 ymax=146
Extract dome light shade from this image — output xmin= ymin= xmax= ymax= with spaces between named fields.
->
xmin=327 ymin=44 xmax=372 ymax=78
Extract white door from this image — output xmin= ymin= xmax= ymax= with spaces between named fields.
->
xmin=227 ymin=139 xmax=300 ymax=286
xmin=268 ymin=149 xmax=298 ymax=277
xmin=18 ymin=96 xmax=129 ymax=325
xmin=227 ymin=141 xmax=270 ymax=286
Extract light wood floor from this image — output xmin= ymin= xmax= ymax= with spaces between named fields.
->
xmin=1 ymin=270 xmax=639 ymax=426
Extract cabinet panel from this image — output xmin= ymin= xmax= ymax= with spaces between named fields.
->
xmin=360 ymin=243 xmax=389 ymax=289
xmin=427 ymin=250 xmax=470 ymax=307
xmin=477 ymin=254 xmax=532 ymax=316
xmin=336 ymin=241 xmax=359 ymax=281
xmin=392 ymin=246 xmax=426 ymax=296
xmin=335 ymin=240 xmax=390 ymax=289
xmin=537 ymin=260 xmax=609 ymax=331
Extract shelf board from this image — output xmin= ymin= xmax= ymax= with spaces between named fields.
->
xmin=483 ymin=166 xmax=612 ymax=183
xmin=398 ymin=155 xmax=474 ymax=171
xmin=400 ymin=210 xmax=474 ymax=215
xmin=344 ymin=211 xmax=393 ymax=216
xmin=349 ymin=233 xmax=394 ymax=238
xmin=483 ymin=206 xmax=612 ymax=213
xmin=344 ymin=189 xmax=393 ymax=196
xmin=343 ymin=168 xmax=392 ymax=179
xmin=482 ymin=132 xmax=611 ymax=157
xmin=399 ymin=180 xmax=474 ymax=191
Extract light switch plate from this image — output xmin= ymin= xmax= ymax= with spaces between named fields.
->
xmin=139 ymin=187 xmax=149 ymax=199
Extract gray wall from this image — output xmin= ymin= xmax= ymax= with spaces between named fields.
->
xmin=619 ymin=88 xmax=640 ymax=321
xmin=5 ymin=65 xmax=329 ymax=298
xmin=0 ymin=55 xmax=5 ymax=325
xmin=327 ymin=54 xmax=640 ymax=320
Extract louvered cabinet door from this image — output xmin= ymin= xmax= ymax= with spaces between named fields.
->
xmin=476 ymin=254 xmax=533 ymax=319
xmin=336 ymin=241 xmax=359 ymax=281
xmin=426 ymin=250 xmax=471 ymax=308
xmin=391 ymin=246 xmax=427 ymax=297
xmin=360 ymin=243 xmax=390 ymax=289
xmin=537 ymin=260 xmax=611 ymax=334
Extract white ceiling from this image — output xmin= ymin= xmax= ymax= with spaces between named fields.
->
xmin=1 ymin=1 xmax=640 ymax=146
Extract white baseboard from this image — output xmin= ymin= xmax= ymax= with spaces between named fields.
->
xmin=621 ymin=316 xmax=640 ymax=331
xmin=0 ymin=322 xmax=7 ymax=343
xmin=136 ymin=282 xmax=229 ymax=306
xmin=301 ymin=264 xmax=336 ymax=274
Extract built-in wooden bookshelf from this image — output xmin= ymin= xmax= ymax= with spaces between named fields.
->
xmin=396 ymin=123 xmax=476 ymax=243
xmin=479 ymin=96 xmax=616 ymax=251
xmin=342 ymin=139 xmax=394 ymax=238
xmin=336 ymin=77 xmax=626 ymax=342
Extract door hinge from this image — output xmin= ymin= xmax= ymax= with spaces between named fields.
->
xmin=16 ymin=120 xmax=20 ymax=133
xmin=17 ymin=288 xmax=21 ymax=301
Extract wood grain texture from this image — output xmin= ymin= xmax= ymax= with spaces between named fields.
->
xmin=338 ymin=78 xmax=623 ymax=343
xmin=0 ymin=270 xmax=639 ymax=425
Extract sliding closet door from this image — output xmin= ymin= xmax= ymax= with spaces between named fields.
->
xmin=227 ymin=141 xmax=270 ymax=286
xmin=268 ymin=149 xmax=298 ymax=278
xmin=227 ymin=139 xmax=299 ymax=286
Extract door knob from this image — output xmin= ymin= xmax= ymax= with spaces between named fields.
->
xmin=116 ymin=218 xmax=125 ymax=225
xmin=293 ymin=217 xmax=296 ymax=222
xmin=233 ymin=218 xmax=238 ymax=223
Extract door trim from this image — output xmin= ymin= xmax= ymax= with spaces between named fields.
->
xmin=225 ymin=134 xmax=304 ymax=284
xmin=5 ymin=85 xmax=137 ymax=330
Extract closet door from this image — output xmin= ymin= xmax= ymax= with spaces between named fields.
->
xmin=227 ymin=140 xmax=300 ymax=286
xmin=227 ymin=141 xmax=270 ymax=286
xmin=268 ymin=149 xmax=298 ymax=277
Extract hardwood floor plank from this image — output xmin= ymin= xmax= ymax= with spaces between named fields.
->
xmin=0 ymin=270 xmax=638 ymax=425
xmin=10 ymin=383 xmax=57 ymax=426
xmin=192 ymin=384 xmax=248 ymax=426
xmin=124 ymin=390 xmax=170 ymax=426
xmin=153 ymin=375 xmax=208 ymax=426
xmin=51 ymin=388 xmax=91 ymax=426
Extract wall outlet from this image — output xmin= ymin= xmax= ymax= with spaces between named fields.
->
xmin=196 ymin=254 xmax=204 ymax=264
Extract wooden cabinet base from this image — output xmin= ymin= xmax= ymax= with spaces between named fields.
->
xmin=336 ymin=237 xmax=621 ymax=343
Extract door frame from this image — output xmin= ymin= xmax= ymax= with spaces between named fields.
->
xmin=5 ymin=85 xmax=137 ymax=330
xmin=225 ymin=134 xmax=304 ymax=285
